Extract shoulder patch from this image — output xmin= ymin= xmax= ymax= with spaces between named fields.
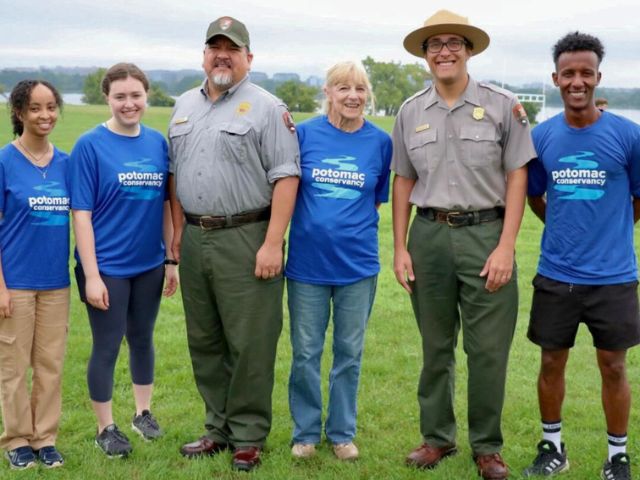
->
xmin=512 ymin=103 xmax=529 ymax=125
xmin=282 ymin=111 xmax=296 ymax=133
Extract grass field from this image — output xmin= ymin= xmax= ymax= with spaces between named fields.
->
xmin=0 ymin=105 xmax=639 ymax=479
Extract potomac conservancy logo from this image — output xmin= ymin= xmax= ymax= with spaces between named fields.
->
xmin=119 ymin=158 xmax=164 ymax=200
xmin=28 ymin=181 xmax=69 ymax=226
xmin=311 ymin=155 xmax=365 ymax=200
xmin=552 ymin=151 xmax=606 ymax=201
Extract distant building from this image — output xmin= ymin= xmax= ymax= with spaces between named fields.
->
xmin=273 ymin=73 xmax=300 ymax=83
xmin=306 ymin=75 xmax=323 ymax=88
xmin=249 ymin=71 xmax=269 ymax=83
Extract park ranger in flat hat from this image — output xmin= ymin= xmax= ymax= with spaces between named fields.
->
xmin=391 ymin=9 xmax=535 ymax=480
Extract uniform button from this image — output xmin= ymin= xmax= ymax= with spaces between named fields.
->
xmin=197 ymin=172 xmax=202 ymax=176
xmin=475 ymin=135 xmax=480 ymax=139
xmin=448 ymin=134 xmax=453 ymax=139
xmin=450 ymin=182 xmax=457 ymax=186
xmin=198 ymin=196 xmax=202 ymax=200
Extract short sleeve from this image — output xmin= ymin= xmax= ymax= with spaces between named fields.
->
xmin=501 ymin=97 xmax=537 ymax=172
xmin=68 ymin=136 xmax=98 ymax=211
xmin=260 ymin=103 xmax=301 ymax=183
xmin=0 ymin=161 xmax=5 ymax=215
xmin=527 ymin=157 xmax=547 ymax=197
xmin=375 ymin=134 xmax=393 ymax=204
xmin=391 ymin=108 xmax=418 ymax=179
xmin=628 ymin=126 xmax=640 ymax=198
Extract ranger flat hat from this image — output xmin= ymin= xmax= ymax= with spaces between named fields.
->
xmin=205 ymin=16 xmax=250 ymax=48
xmin=403 ymin=9 xmax=490 ymax=58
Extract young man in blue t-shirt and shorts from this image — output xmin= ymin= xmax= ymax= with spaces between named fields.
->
xmin=524 ymin=32 xmax=640 ymax=480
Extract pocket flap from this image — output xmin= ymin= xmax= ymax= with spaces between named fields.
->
xmin=169 ymin=122 xmax=194 ymax=138
xmin=220 ymin=122 xmax=251 ymax=136
xmin=460 ymin=125 xmax=497 ymax=142
xmin=409 ymin=130 xmax=437 ymax=150
xmin=0 ymin=334 xmax=16 ymax=345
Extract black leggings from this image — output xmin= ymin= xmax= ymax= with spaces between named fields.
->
xmin=75 ymin=265 xmax=164 ymax=402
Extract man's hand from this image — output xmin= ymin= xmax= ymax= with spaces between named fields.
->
xmin=394 ymin=248 xmax=415 ymax=294
xmin=255 ymin=241 xmax=283 ymax=279
xmin=171 ymin=229 xmax=182 ymax=263
xmin=479 ymin=244 xmax=514 ymax=293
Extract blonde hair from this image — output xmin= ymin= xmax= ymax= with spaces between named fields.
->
xmin=323 ymin=61 xmax=374 ymax=114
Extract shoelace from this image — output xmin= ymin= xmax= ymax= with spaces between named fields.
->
xmin=139 ymin=413 xmax=159 ymax=429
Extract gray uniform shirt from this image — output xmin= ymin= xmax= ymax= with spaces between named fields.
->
xmin=168 ymin=76 xmax=300 ymax=215
xmin=391 ymin=77 xmax=535 ymax=210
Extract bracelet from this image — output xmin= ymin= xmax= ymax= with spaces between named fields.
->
xmin=164 ymin=258 xmax=179 ymax=266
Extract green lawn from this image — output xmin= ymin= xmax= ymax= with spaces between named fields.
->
xmin=0 ymin=105 xmax=639 ymax=479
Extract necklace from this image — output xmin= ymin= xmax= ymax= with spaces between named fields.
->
xmin=17 ymin=138 xmax=52 ymax=179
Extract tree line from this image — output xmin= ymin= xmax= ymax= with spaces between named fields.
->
xmin=2 ymin=63 xmax=638 ymax=113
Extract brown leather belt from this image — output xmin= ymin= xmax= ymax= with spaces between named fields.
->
xmin=184 ymin=207 xmax=270 ymax=230
xmin=417 ymin=207 xmax=504 ymax=228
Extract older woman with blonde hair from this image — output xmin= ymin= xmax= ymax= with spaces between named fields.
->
xmin=285 ymin=61 xmax=392 ymax=460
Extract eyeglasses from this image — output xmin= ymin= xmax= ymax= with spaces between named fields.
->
xmin=422 ymin=38 xmax=470 ymax=54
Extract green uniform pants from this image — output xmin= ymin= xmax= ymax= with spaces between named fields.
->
xmin=179 ymin=221 xmax=283 ymax=447
xmin=407 ymin=215 xmax=517 ymax=455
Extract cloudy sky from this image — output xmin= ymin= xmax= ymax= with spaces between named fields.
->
xmin=2 ymin=0 xmax=639 ymax=87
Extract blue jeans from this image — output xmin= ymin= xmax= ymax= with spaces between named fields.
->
xmin=287 ymin=276 xmax=377 ymax=444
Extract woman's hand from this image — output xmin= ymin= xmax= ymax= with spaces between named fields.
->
xmin=85 ymin=275 xmax=109 ymax=310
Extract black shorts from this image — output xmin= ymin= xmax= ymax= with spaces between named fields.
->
xmin=528 ymin=274 xmax=640 ymax=351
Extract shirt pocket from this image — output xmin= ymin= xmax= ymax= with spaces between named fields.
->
xmin=219 ymin=122 xmax=252 ymax=164
xmin=168 ymin=122 xmax=194 ymax=161
xmin=408 ymin=129 xmax=439 ymax=171
xmin=459 ymin=124 xmax=501 ymax=168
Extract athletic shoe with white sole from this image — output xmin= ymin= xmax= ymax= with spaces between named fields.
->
xmin=523 ymin=440 xmax=569 ymax=477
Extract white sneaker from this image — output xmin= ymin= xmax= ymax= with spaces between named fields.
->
xmin=333 ymin=442 xmax=359 ymax=460
xmin=291 ymin=443 xmax=316 ymax=458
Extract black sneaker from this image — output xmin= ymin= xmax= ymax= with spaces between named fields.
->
xmin=95 ymin=424 xmax=133 ymax=458
xmin=5 ymin=446 xmax=36 ymax=469
xmin=131 ymin=410 xmax=163 ymax=441
xmin=37 ymin=446 xmax=64 ymax=468
xmin=523 ymin=440 xmax=569 ymax=477
xmin=601 ymin=453 xmax=631 ymax=480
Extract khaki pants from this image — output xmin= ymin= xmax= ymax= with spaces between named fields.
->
xmin=0 ymin=288 xmax=69 ymax=451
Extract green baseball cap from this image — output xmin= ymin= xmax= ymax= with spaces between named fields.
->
xmin=205 ymin=16 xmax=250 ymax=48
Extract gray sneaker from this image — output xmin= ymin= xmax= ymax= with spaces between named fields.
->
xmin=95 ymin=424 xmax=132 ymax=458
xmin=131 ymin=410 xmax=163 ymax=441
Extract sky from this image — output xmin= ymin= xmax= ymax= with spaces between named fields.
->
xmin=2 ymin=0 xmax=639 ymax=88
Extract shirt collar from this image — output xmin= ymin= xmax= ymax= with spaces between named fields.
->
xmin=200 ymin=74 xmax=250 ymax=102
xmin=423 ymin=76 xmax=481 ymax=110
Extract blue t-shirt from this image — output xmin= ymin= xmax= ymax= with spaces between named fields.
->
xmin=0 ymin=144 xmax=70 ymax=289
xmin=69 ymin=124 xmax=168 ymax=278
xmin=285 ymin=116 xmax=392 ymax=285
xmin=528 ymin=111 xmax=640 ymax=284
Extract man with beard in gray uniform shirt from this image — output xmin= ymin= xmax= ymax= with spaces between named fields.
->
xmin=167 ymin=16 xmax=300 ymax=473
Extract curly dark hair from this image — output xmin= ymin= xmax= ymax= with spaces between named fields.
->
xmin=8 ymin=80 xmax=63 ymax=137
xmin=553 ymin=31 xmax=605 ymax=66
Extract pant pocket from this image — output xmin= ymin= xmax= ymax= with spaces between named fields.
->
xmin=0 ymin=334 xmax=17 ymax=376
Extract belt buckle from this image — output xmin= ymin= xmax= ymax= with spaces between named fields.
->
xmin=199 ymin=215 xmax=215 ymax=230
xmin=446 ymin=211 xmax=462 ymax=227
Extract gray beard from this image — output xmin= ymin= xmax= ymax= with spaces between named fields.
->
xmin=210 ymin=72 xmax=233 ymax=90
